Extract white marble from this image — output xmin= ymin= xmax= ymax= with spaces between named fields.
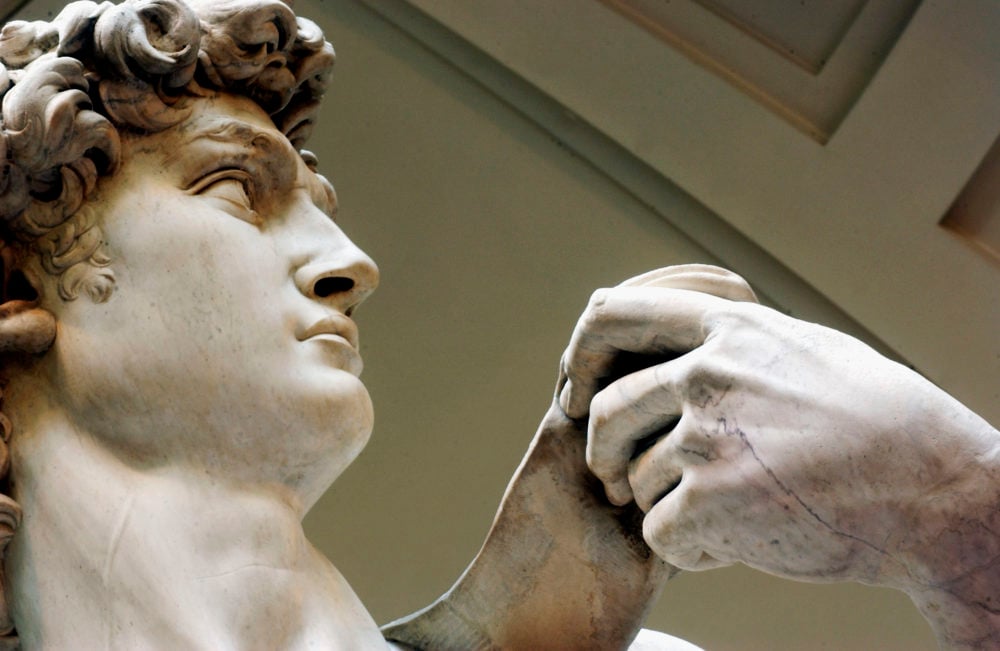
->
xmin=0 ymin=1 xmax=996 ymax=650
xmin=559 ymin=268 xmax=1000 ymax=649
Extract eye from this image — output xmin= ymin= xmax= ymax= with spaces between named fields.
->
xmin=189 ymin=170 xmax=260 ymax=225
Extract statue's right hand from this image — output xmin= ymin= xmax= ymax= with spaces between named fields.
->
xmin=558 ymin=266 xmax=1000 ymax=599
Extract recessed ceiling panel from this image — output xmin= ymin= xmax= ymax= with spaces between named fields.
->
xmin=942 ymin=133 xmax=1000 ymax=263
xmin=604 ymin=0 xmax=921 ymax=141
xmin=697 ymin=0 xmax=865 ymax=72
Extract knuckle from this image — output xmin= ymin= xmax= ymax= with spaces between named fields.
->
xmin=584 ymin=438 xmax=607 ymax=475
xmin=561 ymin=346 xmax=589 ymax=385
xmin=561 ymin=359 xmax=581 ymax=386
xmin=674 ymin=357 xmax=737 ymax=410
xmin=585 ymin=438 xmax=622 ymax=481
xmin=586 ymin=287 xmax=611 ymax=311
xmin=580 ymin=288 xmax=613 ymax=329
xmin=714 ymin=271 xmax=756 ymax=303
xmin=676 ymin=478 xmax=706 ymax=512
xmin=726 ymin=300 xmax=758 ymax=325
xmin=588 ymin=390 xmax=612 ymax=425
xmin=672 ymin=424 xmax=706 ymax=454
xmin=675 ymin=359 xmax=714 ymax=390
xmin=641 ymin=479 xmax=714 ymax=568
xmin=586 ymin=453 xmax=616 ymax=482
xmin=711 ymin=300 xmax=767 ymax=333
xmin=642 ymin=510 xmax=672 ymax=552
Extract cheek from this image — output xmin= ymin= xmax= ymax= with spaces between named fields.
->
xmin=113 ymin=214 xmax=293 ymax=355
xmin=47 ymin=262 xmax=292 ymax=448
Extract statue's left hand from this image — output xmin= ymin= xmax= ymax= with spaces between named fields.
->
xmin=382 ymin=265 xmax=753 ymax=650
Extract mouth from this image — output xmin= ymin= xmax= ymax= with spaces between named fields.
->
xmin=299 ymin=314 xmax=359 ymax=349
xmin=298 ymin=314 xmax=364 ymax=376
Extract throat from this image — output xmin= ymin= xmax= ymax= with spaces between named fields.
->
xmin=6 ymin=444 xmax=384 ymax=650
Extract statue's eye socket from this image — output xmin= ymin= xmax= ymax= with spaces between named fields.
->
xmin=190 ymin=170 xmax=260 ymax=225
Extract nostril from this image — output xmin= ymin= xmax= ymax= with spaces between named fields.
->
xmin=313 ymin=276 xmax=355 ymax=298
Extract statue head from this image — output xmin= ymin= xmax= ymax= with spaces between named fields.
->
xmin=0 ymin=0 xmax=378 ymax=643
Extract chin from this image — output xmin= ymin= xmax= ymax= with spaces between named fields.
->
xmin=286 ymin=378 xmax=374 ymax=512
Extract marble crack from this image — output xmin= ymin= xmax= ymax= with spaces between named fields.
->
xmin=936 ymin=547 xmax=1000 ymax=586
xmin=691 ymin=382 xmax=732 ymax=410
xmin=679 ymin=446 xmax=712 ymax=462
xmin=973 ymin=599 xmax=1000 ymax=616
xmin=723 ymin=418 xmax=894 ymax=561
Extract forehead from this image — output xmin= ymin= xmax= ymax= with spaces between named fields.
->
xmin=109 ymin=92 xmax=336 ymax=214
xmin=125 ymin=93 xmax=297 ymax=168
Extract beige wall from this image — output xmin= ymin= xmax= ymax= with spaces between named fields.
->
xmin=397 ymin=0 xmax=1000 ymax=424
xmin=299 ymin=2 xmax=935 ymax=649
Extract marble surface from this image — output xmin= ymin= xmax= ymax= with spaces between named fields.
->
xmin=0 ymin=1 xmax=995 ymax=649
xmin=556 ymin=269 xmax=1000 ymax=649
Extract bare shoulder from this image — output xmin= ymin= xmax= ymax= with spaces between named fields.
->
xmin=630 ymin=628 xmax=704 ymax=651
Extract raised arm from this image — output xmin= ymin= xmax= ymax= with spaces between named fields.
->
xmin=382 ymin=266 xmax=755 ymax=651
xmin=560 ymin=271 xmax=1000 ymax=650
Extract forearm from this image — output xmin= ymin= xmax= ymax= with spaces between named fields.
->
xmin=382 ymin=406 xmax=675 ymax=650
xmin=908 ymin=584 xmax=1000 ymax=650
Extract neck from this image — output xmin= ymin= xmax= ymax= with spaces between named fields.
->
xmin=5 ymin=413 xmax=387 ymax=651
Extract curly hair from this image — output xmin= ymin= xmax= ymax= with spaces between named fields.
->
xmin=0 ymin=1 xmax=335 ymax=646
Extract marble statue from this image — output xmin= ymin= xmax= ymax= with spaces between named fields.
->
xmin=0 ymin=1 xmax=994 ymax=650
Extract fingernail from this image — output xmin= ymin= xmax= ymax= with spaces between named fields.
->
xmin=558 ymin=380 xmax=573 ymax=415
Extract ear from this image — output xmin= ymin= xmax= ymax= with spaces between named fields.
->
xmin=0 ymin=245 xmax=56 ymax=355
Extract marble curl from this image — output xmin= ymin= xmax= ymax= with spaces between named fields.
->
xmin=0 ymin=0 xmax=334 ymax=241
xmin=0 ymin=2 xmax=336 ymax=646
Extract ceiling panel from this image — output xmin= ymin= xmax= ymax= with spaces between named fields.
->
xmin=942 ymin=132 xmax=1000 ymax=263
xmin=399 ymin=0 xmax=1000 ymax=422
xmin=604 ymin=0 xmax=921 ymax=140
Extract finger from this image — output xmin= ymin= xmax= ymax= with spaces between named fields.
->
xmin=618 ymin=264 xmax=758 ymax=304
xmin=619 ymin=264 xmax=743 ymax=288
xmin=641 ymin=472 xmax=731 ymax=571
xmin=557 ymin=265 xmax=756 ymax=419
xmin=626 ymin=434 xmax=684 ymax=513
xmin=586 ymin=360 xmax=687 ymax=504
xmin=627 ymin=416 xmax=710 ymax=513
xmin=560 ymin=287 xmax=726 ymax=418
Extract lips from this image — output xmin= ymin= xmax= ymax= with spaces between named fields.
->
xmin=298 ymin=314 xmax=359 ymax=349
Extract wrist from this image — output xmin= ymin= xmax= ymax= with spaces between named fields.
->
xmin=897 ymin=411 xmax=1000 ymax=648
xmin=905 ymin=582 xmax=1000 ymax=649
xmin=902 ymin=481 xmax=1000 ymax=649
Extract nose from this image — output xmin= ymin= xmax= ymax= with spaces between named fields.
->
xmin=294 ymin=228 xmax=379 ymax=315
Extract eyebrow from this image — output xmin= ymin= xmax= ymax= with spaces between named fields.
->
xmin=165 ymin=118 xmax=292 ymax=166
xmin=166 ymin=117 xmax=339 ymax=216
